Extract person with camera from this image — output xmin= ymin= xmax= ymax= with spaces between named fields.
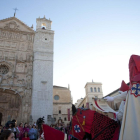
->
xmin=6 ymin=120 xmax=20 ymax=140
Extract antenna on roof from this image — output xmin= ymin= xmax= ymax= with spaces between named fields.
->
xmin=13 ymin=8 xmax=18 ymax=17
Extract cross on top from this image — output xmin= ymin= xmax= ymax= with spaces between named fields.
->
xmin=13 ymin=8 xmax=18 ymax=13
xmin=74 ymin=125 xmax=81 ymax=133
xmin=13 ymin=8 xmax=18 ymax=16
xmin=131 ymin=83 xmax=140 ymax=96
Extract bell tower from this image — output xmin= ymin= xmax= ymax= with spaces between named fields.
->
xmin=31 ymin=16 xmax=54 ymax=124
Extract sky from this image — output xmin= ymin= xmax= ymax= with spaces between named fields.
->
xmin=0 ymin=0 xmax=140 ymax=103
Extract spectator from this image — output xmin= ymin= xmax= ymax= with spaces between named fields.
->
xmin=28 ymin=125 xmax=38 ymax=140
xmin=58 ymin=124 xmax=62 ymax=131
xmin=23 ymin=123 xmax=30 ymax=133
xmin=0 ymin=125 xmax=3 ymax=135
xmin=0 ymin=130 xmax=15 ymax=140
xmin=22 ymin=132 xmax=30 ymax=140
xmin=8 ymin=120 xmax=20 ymax=140
xmin=33 ymin=122 xmax=36 ymax=126
xmin=52 ymin=125 xmax=55 ymax=129
xmin=18 ymin=123 xmax=24 ymax=140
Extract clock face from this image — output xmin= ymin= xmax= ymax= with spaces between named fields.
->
xmin=42 ymin=34 xmax=50 ymax=43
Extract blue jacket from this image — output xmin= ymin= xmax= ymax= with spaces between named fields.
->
xmin=28 ymin=128 xmax=37 ymax=139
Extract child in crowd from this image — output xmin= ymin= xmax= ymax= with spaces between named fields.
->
xmin=22 ymin=132 xmax=30 ymax=140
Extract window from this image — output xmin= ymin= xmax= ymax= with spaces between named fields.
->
xmin=41 ymin=23 xmax=46 ymax=29
xmin=59 ymin=110 xmax=61 ymax=114
xmin=64 ymin=117 xmax=67 ymax=121
xmin=0 ymin=64 xmax=9 ymax=75
xmin=94 ymin=87 xmax=96 ymax=92
xmin=45 ymin=38 xmax=47 ymax=40
xmin=54 ymin=118 xmax=56 ymax=121
xmin=98 ymin=88 xmax=100 ymax=92
xmin=59 ymin=117 xmax=61 ymax=119
xmin=90 ymin=87 xmax=93 ymax=92
xmin=54 ymin=95 xmax=59 ymax=100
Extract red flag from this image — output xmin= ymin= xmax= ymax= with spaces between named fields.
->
xmin=70 ymin=109 xmax=95 ymax=140
xmin=43 ymin=124 xmax=65 ymax=140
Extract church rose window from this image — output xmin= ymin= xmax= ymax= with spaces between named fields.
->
xmin=0 ymin=64 xmax=9 ymax=75
xmin=54 ymin=95 xmax=59 ymax=100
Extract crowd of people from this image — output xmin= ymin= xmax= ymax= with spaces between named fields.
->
xmin=0 ymin=121 xmax=70 ymax=140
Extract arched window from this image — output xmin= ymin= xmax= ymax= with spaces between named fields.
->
xmin=94 ymin=87 xmax=96 ymax=92
xmin=41 ymin=23 xmax=46 ymax=29
xmin=98 ymin=88 xmax=100 ymax=92
xmin=64 ymin=117 xmax=67 ymax=121
xmin=90 ymin=87 xmax=93 ymax=92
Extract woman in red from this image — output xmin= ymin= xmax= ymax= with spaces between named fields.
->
xmin=18 ymin=123 xmax=24 ymax=140
xmin=22 ymin=132 xmax=30 ymax=140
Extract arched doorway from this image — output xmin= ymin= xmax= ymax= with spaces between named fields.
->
xmin=0 ymin=112 xmax=2 ymax=125
xmin=0 ymin=89 xmax=21 ymax=125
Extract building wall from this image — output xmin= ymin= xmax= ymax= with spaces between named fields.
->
xmin=85 ymin=82 xmax=103 ymax=98
xmin=53 ymin=86 xmax=72 ymax=126
xmin=0 ymin=17 xmax=34 ymax=124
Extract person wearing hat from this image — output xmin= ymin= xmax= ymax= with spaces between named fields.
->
xmin=105 ymin=55 xmax=140 ymax=140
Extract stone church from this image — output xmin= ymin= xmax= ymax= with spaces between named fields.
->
xmin=0 ymin=15 xmax=56 ymax=125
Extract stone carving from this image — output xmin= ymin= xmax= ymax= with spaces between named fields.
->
xmin=16 ymin=63 xmax=25 ymax=73
xmin=19 ymin=42 xmax=27 ymax=51
xmin=0 ymin=30 xmax=21 ymax=40
xmin=21 ymin=34 xmax=27 ymax=41
xmin=4 ymin=21 xmax=19 ymax=31
xmin=25 ymin=75 xmax=32 ymax=89
xmin=26 ymin=54 xmax=33 ymax=62
xmin=0 ymin=51 xmax=3 ymax=58
xmin=10 ymin=42 xmax=17 ymax=49
xmin=0 ymin=30 xmax=33 ymax=43
xmin=0 ymin=17 xmax=34 ymax=125
xmin=28 ymin=43 xmax=32 ymax=50
xmin=0 ymin=93 xmax=7 ymax=102
xmin=8 ymin=78 xmax=14 ymax=87
xmin=0 ymin=40 xmax=4 ymax=48
xmin=25 ymin=89 xmax=32 ymax=97
xmin=27 ymin=64 xmax=32 ymax=75
xmin=9 ymin=52 xmax=15 ymax=60
xmin=18 ymin=53 xmax=23 ymax=61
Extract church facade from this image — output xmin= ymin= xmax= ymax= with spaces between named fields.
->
xmin=0 ymin=16 xmax=54 ymax=125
